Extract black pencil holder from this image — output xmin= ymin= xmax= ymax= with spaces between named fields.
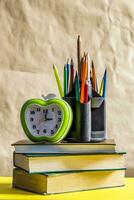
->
xmin=63 ymin=96 xmax=76 ymax=140
xmin=91 ymin=96 xmax=106 ymax=142
xmin=71 ymin=101 xmax=91 ymax=142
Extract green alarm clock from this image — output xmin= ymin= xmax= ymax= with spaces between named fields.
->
xmin=20 ymin=94 xmax=73 ymax=143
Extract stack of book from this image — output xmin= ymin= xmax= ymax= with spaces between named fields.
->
xmin=12 ymin=139 xmax=126 ymax=194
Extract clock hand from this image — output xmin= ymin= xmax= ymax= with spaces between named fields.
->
xmin=44 ymin=109 xmax=48 ymax=119
xmin=45 ymin=118 xmax=53 ymax=121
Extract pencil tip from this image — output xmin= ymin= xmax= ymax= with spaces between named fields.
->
xmin=104 ymin=68 xmax=107 ymax=76
xmin=71 ymin=59 xmax=74 ymax=66
xmin=78 ymin=35 xmax=81 ymax=41
xmin=85 ymin=53 xmax=88 ymax=61
xmin=67 ymin=58 xmax=69 ymax=64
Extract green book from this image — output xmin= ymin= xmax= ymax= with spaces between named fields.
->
xmin=12 ymin=139 xmax=116 ymax=154
xmin=13 ymin=152 xmax=126 ymax=173
xmin=13 ymin=168 xmax=125 ymax=194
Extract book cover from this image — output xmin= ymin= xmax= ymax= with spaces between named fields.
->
xmin=13 ymin=152 xmax=126 ymax=173
xmin=13 ymin=168 xmax=125 ymax=194
xmin=12 ymin=139 xmax=116 ymax=154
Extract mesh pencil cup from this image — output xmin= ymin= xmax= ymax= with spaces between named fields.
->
xmin=63 ymin=96 xmax=76 ymax=141
xmin=91 ymin=96 xmax=106 ymax=142
xmin=72 ymin=101 xmax=91 ymax=142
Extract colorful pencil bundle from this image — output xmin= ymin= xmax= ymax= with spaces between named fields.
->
xmin=53 ymin=36 xmax=107 ymax=102
xmin=64 ymin=59 xmax=74 ymax=96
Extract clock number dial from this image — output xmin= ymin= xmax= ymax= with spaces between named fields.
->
xmin=37 ymin=108 xmax=41 ymax=112
xmin=26 ymin=104 xmax=63 ymax=137
xmin=58 ymin=110 xmax=61 ymax=115
xmin=30 ymin=117 xmax=34 ymax=122
xmin=30 ymin=111 xmax=35 ymax=115
xmin=32 ymin=125 xmax=36 ymax=129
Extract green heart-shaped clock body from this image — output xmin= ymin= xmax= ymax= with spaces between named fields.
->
xmin=20 ymin=98 xmax=73 ymax=143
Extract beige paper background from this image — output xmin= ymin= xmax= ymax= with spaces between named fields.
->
xmin=0 ymin=0 xmax=133 ymax=176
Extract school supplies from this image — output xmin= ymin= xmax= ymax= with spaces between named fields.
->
xmin=53 ymin=64 xmax=64 ymax=97
xmin=12 ymin=136 xmax=125 ymax=194
xmin=52 ymin=36 xmax=108 ymax=143
xmin=15 ymin=35 xmax=126 ymax=195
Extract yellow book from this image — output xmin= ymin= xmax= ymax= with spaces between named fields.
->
xmin=13 ymin=168 xmax=125 ymax=194
xmin=13 ymin=152 xmax=125 ymax=173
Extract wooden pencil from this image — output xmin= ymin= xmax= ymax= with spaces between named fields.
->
xmin=84 ymin=79 xmax=89 ymax=103
xmin=80 ymin=54 xmax=88 ymax=103
xmin=69 ymin=58 xmax=74 ymax=92
xmin=92 ymin=60 xmax=97 ymax=92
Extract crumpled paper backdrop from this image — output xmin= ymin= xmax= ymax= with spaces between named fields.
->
xmin=0 ymin=0 xmax=133 ymax=176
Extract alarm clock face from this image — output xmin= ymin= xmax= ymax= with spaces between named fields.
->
xmin=25 ymin=104 xmax=63 ymax=137
xmin=20 ymin=98 xmax=73 ymax=143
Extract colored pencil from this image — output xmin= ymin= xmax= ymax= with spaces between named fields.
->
xmin=86 ymin=53 xmax=89 ymax=80
xmin=66 ymin=59 xmax=70 ymax=93
xmin=99 ymin=78 xmax=104 ymax=97
xmin=64 ymin=64 xmax=68 ymax=96
xmin=77 ymin=35 xmax=82 ymax=79
xmin=75 ymin=72 xmax=80 ymax=101
xmin=80 ymin=54 xmax=84 ymax=82
xmin=90 ymin=70 xmax=93 ymax=86
xmin=91 ymin=60 xmax=98 ymax=92
xmin=69 ymin=58 xmax=74 ymax=92
xmin=102 ymin=68 xmax=107 ymax=98
xmin=84 ymin=80 xmax=89 ymax=103
xmin=80 ymin=55 xmax=88 ymax=103
xmin=53 ymin=64 xmax=64 ymax=97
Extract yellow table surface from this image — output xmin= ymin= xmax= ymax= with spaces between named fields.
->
xmin=0 ymin=177 xmax=134 ymax=200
